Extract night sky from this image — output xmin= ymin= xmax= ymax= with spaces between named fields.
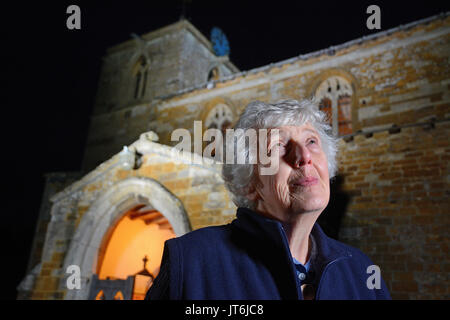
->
xmin=2 ymin=0 xmax=448 ymax=299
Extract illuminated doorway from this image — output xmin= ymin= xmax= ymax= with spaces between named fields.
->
xmin=62 ymin=177 xmax=191 ymax=300
xmin=93 ymin=204 xmax=176 ymax=300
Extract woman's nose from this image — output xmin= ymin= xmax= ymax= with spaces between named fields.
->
xmin=292 ymin=144 xmax=312 ymax=168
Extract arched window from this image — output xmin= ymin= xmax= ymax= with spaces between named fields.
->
xmin=133 ymin=56 xmax=149 ymax=99
xmin=204 ymin=103 xmax=233 ymax=158
xmin=207 ymin=67 xmax=220 ymax=82
xmin=315 ymin=76 xmax=353 ymax=136
xmin=205 ymin=103 xmax=233 ymax=132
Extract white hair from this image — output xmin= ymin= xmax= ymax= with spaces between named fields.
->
xmin=222 ymin=99 xmax=338 ymax=209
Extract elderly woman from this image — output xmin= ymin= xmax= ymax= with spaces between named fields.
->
xmin=146 ymin=99 xmax=390 ymax=300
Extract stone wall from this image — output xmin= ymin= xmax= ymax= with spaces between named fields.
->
xmin=83 ymin=15 xmax=449 ymax=171
xmin=337 ymin=121 xmax=449 ymax=299
xmin=26 ymin=134 xmax=235 ymax=299
xmin=25 ymin=14 xmax=450 ymax=300
xmin=84 ymin=20 xmax=238 ymax=170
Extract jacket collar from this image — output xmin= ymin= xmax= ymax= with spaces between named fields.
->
xmin=232 ymin=207 xmax=352 ymax=271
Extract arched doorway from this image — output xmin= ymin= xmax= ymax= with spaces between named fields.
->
xmin=62 ymin=177 xmax=191 ymax=300
xmin=93 ymin=204 xmax=176 ymax=300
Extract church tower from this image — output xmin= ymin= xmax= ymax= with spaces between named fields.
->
xmin=83 ymin=19 xmax=238 ymax=171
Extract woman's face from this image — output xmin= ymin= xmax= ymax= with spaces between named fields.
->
xmin=253 ymin=123 xmax=330 ymax=221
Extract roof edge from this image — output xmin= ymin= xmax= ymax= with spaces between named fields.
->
xmin=161 ymin=11 xmax=450 ymax=98
xmin=106 ymin=19 xmax=214 ymax=55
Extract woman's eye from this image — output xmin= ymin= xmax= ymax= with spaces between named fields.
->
xmin=269 ymin=143 xmax=284 ymax=155
xmin=308 ymin=139 xmax=317 ymax=145
xmin=271 ymin=142 xmax=283 ymax=149
xmin=277 ymin=143 xmax=287 ymax=150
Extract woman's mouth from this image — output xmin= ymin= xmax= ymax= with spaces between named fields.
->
xmin=292 ymin=177 xmax=318 ymax=187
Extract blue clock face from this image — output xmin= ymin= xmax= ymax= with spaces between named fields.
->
xmin=211 ymin=27 xmax=230 ymax=57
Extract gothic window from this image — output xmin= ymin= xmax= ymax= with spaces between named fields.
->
xmin=205 ymin=103 xmax=233 ymax=132
xmin=315 ymin=76 xmax=353 ymax=136
xmin=207 ymin=67 xmax=220 ymax=82
xmin=134 ymin=56 xmax=149 ymax=99
xmin=204 ymin=104 xmax=233 ymax=157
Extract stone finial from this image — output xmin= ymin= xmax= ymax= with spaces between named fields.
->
xmin=140 ymin=131 xmax=159 ymax=142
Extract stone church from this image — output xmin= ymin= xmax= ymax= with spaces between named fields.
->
xmin=19 ymin=14 xmax=449 ymax=300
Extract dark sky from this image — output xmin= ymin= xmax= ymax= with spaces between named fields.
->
xmin=2 ymin=0 xmax=448 ymax=300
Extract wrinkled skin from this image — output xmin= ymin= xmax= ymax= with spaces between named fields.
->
xmin=248 ymin=123 xmax=331 ymax=265
xmin=251 ymin=123 xmax=330 ymax=222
